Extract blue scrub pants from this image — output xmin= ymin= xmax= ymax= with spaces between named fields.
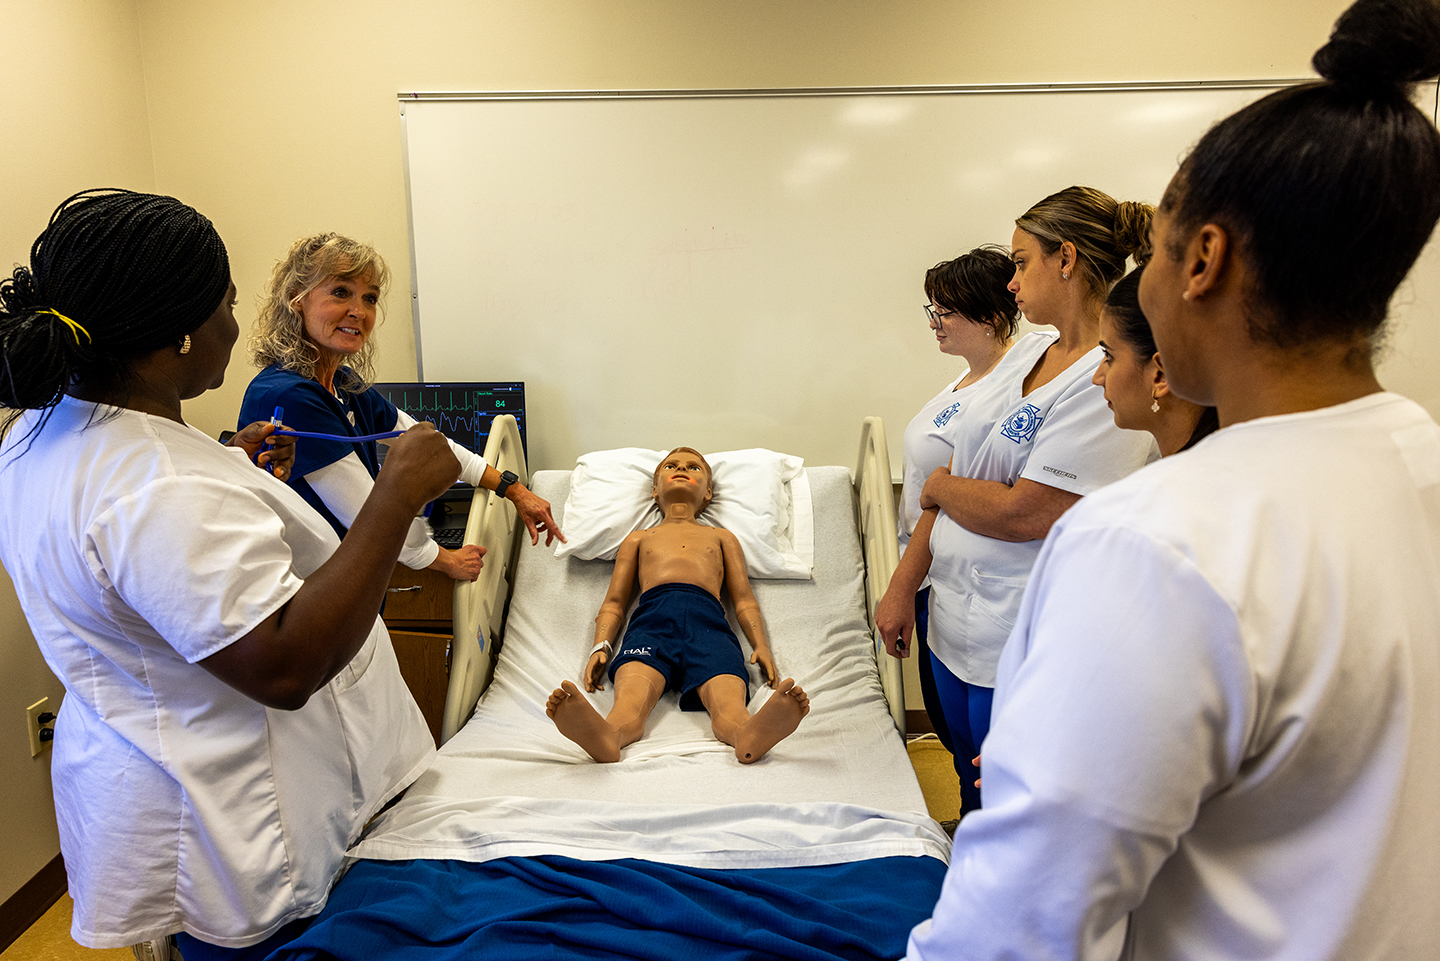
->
xmin=913 ymin=588 xmax=954 ymax=757
xmin=925 ymin=646 xmax=993 ymax=816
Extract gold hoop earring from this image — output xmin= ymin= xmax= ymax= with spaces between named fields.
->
xmin=179 ymin=334 xmax=191 ymax=355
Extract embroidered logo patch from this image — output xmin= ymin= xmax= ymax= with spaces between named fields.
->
xmin=933 ymin=402 xmax=964 ymax=428
xmin=1001 ymin=404 xmax=1044 ymax=444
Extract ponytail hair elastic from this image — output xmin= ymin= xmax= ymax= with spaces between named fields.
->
xmin=37 ymin=308 xmax=92 ymax=346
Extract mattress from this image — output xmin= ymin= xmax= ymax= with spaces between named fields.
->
xmin=352 ymin=466 xmax=950 ymax=870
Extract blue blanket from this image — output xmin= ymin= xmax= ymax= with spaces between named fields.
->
xmin=268 ymin=855 xmax=946 ymax=960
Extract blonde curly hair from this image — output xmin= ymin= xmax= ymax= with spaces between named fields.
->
xmin=248 ymin=233 xmax=391 ymax=392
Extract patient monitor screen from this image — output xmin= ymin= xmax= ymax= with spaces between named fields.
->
xmin=373 ymin=381 xmax=527 ymax=488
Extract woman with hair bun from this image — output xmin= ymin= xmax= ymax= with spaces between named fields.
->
xmin=0 ymin=190 xmax=454 ymax=959
xmin=908 ymin=0 xmax=1440 ymax=956
xmin=887 ymin=186 xmax=1159 ymax=814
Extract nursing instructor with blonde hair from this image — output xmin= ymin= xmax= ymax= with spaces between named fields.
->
xmin=239 ymin=233 xmax=563 ymax=580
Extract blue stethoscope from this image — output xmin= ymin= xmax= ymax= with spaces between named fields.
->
xmin=267 ymin=406 xmax=432 ymax=515
xmin=270 ymin=405 xmax=405 ymax=443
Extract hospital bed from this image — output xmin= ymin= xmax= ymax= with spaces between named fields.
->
xmin=270 ymin=417 xmax=949 ymax=961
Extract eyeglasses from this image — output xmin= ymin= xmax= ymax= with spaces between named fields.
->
xmin=923 ymin=303 xmax=958 ymax=325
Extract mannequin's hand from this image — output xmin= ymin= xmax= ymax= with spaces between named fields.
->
xmin=584 ymin=650 xmax=610 ymax=692
xmin=750 ymin=646 xmax=779 ymax=687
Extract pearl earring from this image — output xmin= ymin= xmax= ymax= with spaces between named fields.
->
xmin=1182 ymin=291 xmax=1191 ymax=301
xmin=1151 ymin=398 xmax=1161 ymax=413
xmin=179 ymin=334 xmax=191 ymax=355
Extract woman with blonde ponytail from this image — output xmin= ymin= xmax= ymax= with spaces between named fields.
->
xmin=879 ymin=185 xmax=1159 ymax=813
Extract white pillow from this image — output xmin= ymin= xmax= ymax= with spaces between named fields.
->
xmin=554 ymin=447 xmax=814 ymax=579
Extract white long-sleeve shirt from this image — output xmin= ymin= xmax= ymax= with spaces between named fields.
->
xmin=305 ymin=408 xmax=487 ymax=570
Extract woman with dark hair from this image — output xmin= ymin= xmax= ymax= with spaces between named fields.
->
xmin=887 ymin=187 xmax=1160 ymax=815
xmin=238 ymin=234 xmax=563 ymax=579
xmin=0 ymin=190 xmax=457 ymax=959
xmin=1092 ymin=269 xmax=1218 ymax=455
xmin=908 ymin=1 xmax=1440 ymax=956
xmin=876 ymin=246 xmax=1018 ymax=801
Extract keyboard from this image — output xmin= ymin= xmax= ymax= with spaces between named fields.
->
xmin=432 ymin=526 xmax=466 ymax=549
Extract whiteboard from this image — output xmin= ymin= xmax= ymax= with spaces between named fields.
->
xmin=400 ymin=82 xmax=1440 ymax=474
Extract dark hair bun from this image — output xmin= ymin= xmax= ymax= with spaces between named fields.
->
xmin=1313 ymin=0 xmax=1440 ymax=91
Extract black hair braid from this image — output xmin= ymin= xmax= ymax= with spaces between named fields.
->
xmin=0 ymin=188 xmax=229 ymax=415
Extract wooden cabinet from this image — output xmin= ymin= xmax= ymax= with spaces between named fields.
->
xmin=383 ymin=565 xmax=455 ymax=746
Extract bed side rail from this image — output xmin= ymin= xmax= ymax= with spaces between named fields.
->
xmin=443 ymin=414 xmax=526 ymax=744
xmin=855 ymin=416 xmax=905 ymax=737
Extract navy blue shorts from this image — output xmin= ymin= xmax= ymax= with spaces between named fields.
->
xmin=608 ymin=582 xmax=750 ymax=711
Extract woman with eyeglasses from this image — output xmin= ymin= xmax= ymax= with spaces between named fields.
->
xmin=882 ymin=186 xmax=1159 ymax=815
xmin=875 ymin=245 xmax=1015 ymax=813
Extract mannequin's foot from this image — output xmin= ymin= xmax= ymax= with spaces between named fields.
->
xmin=734 ymin=678 xmax=810 ymax=763
xmin=546 ymin=680 xmax=621 ymax=762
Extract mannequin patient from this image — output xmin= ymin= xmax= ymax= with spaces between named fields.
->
xmin=546 ymin=447 xmax=810 ymax=763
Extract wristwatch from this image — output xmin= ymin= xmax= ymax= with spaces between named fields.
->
xmin=493 ymin=469 xmax=519 ymax=499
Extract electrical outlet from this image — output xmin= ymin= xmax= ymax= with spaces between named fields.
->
xmin=26 ymin=697 xmax=54 ymax=758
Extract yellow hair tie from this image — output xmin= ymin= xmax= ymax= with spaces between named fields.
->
xmin=39 ymin=308 xmax=92 ymax=345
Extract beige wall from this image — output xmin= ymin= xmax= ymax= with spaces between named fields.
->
xmin=0 ymin=0 xmax=1366 ymax=907
xmin=0 ymin=0 xmax=155 ymax=906
xmin=137 ymin=0 xmax=1353 ymax=439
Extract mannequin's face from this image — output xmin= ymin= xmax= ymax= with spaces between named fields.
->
xmin=652 ymin=448 xmax=713 ymax=511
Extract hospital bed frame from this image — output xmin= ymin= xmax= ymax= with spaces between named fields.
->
xmin=443 ymin=414 xmax=905 ymax=744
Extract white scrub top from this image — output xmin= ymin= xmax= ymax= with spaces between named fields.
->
xmin=0 ymin=397 xmax=435 ymax=950
xmin=899 ymin=373 xmax=970 ymax=554
xmin=927 ymin=331 xmax=1158 ymax=685
xmin=908 ymin=392 xmax=1440 ymax=960
xmin=899 ymin=343 xmax=1046 ymax=556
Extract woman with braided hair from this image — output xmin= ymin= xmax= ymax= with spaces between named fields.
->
xmin=0 ymin=189 xmax=457 ymax=959
xmin=908 ymin=0 xmax=1440 ymax=956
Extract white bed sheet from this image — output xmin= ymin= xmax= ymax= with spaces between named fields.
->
xmin=354 ymin=466 xmax=950 ymax=870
